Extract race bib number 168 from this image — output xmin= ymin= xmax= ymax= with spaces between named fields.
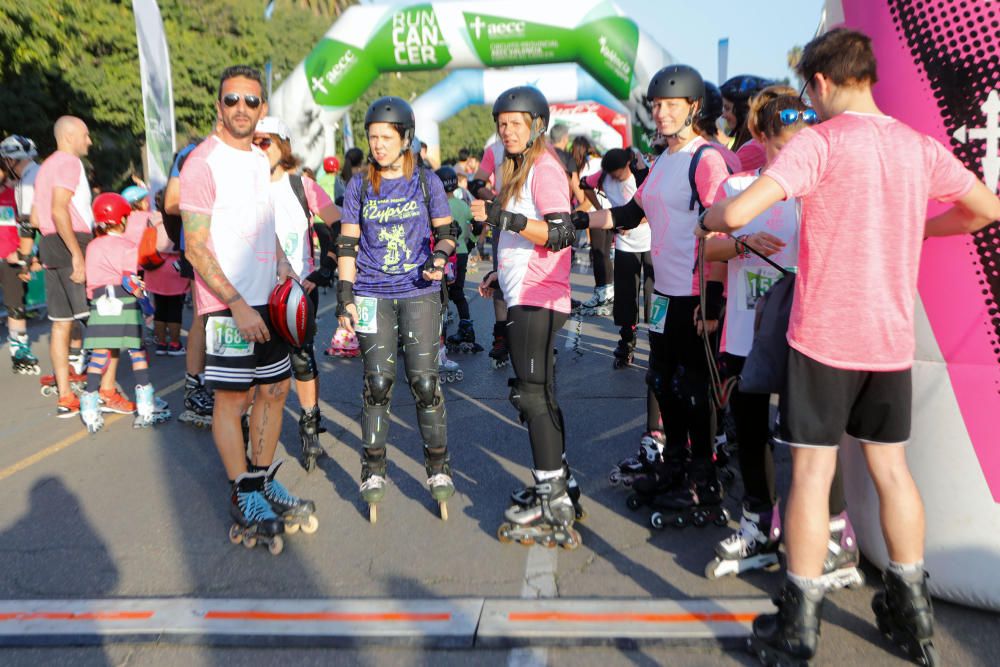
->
xmin=207 ymin=316 xmax=254 ymax=357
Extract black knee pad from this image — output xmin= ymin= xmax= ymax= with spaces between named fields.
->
xmin=508 ymin=379 xmax=562 ymax=433
xmin=410 ymin=373 xmax=442 ymax=409
xmin=645 ymin=368 xmax=668 ymax=400
xmin=290 ymin=343 xmax=318 ymax=381
xmin=364 ymin=373 xmax=394 ymax=406
xmin=6 ymin=305 xmax=27 ymax=321
xmin=675 ymin=365 xmax=711 ymax=409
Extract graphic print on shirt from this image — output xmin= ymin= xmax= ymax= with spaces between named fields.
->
xmin=363 ymin=197 xmax=421 ymax=274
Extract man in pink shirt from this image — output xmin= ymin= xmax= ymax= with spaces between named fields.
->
xmin=34 ymin=116 xmax=94 ymax=415
xmin=701 ymin=29 xmax=1000 ymax=665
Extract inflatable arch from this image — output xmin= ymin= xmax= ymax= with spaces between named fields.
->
xmin=411 ymin=64 xmax=628 ymax=164
xmin=823 ymin=0 xmax=1000 ymax=611
xmin=268 ymin=0 xmax=672 ymax=167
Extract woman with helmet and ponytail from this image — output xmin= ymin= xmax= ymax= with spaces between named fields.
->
xmin=574 ymin=65 xmax=733 ymax=529
xmin=720 ymin=74 xmax=774 ymax=170
xmin=471 ymin=86 xmax=584 ymax=549
xmin=336 ymin=96 xmax=457 ymax=523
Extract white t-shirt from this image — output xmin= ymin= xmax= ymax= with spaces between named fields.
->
xmin=179 ymin=135 xmax=276 ymax=314
xmin=15 ymin=161 xmax=39 ymax=220
xmin=718 ymin=170 xmax=800 ymax=357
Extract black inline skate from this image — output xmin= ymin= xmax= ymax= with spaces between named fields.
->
xmin=498 ymin=475 xmax=581 ymax=549
xmin=822 ymin=512 xmax=865 ymax=590
xmin=425 ymin=448 xmax=455 ymax=521
xmin=648 ymin=469 xmax=730 ymax=530
xmin=610 ymin=430 xmax=664 ymax=488
xmin=360 ymin=452 xmax=388 ymax=524
xmin=446 ymin=319 xmax=484 ymax=354
xmin=298 ymin=405 xmax=325 ymax=471
xmin=489 ymin=331 xmax=509 ymax=369
xmin=612 ymin=337 xmax=635 ymax=369
xmin=228 ymin=471 xmax=285 ymax=555
xmin=178 ymin=373 xmax=213 ymax=428
xmin=261 ymin=459 xmax=319 ymax=535
xmin=625 ymin=454 xmax=686 ymax=512
xmin=748 ymin=581 xmax=824 ymax=667
xmin=510 ymin=462 xmax=587 ymax=521
xmin=872 ymin=568 xmax=937 ymax=666
xmin=705 ymin=502 xmax=781 ymax=579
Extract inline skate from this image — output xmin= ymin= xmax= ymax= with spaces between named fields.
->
xmin=39 ymin=371 xmax=87 ymax=397
xmin=228 ymin=471 xmax=285 ymax=556
xmin=747 ymin=581 xmax=824 ymax=667
xmin=489 ymin=329 xmax=509 ymax=369
xmin=610 ymin=430 xmax=664 ymax=488
xmin=324 ymin=326 xmax=360 ymax=357
xmin=612 ymin=336 xmax=635 ymax=369
xmin=498 ymin=475 xmax=582 ymax=550
xmin=425 ymin=448 xmax=455 ymax=520
xmin=298 ymin=406 xmax=325 ymax=472
xmin=79 ymin=390 xmax=104 ymax=434
xmin=648 ymin=469 xmax=730 ymax=530
xmin=573 ymin=285 xmax=613 ymax=317
xmin=445 ymin=319 xmax=484 ymax=354
xmin=625 ymin=454 xmax=686 ymax=511
xmin=822 ymin=512 xmax=865 ymax=590
xmin=510 ymin=462 xmax=587 ymax=521
xmin=133 ymin=383 xmax=171 ymax=428
xmin=178 ymin=373 xmax=213 ymax=428
xmin=262 ymin=459 xmax=319 ymax=535
xmin=360 ymin=452 xmax=388 ymax=524
xmin=437 ymin=345 xmax=463 ymax=383
xmin=705 ymin=503 xmax=781 ymax=579
xmin=872 ymin=568 xmax=938 ymax=666
xmin=8 ymin=333 xmax=40 ymax=375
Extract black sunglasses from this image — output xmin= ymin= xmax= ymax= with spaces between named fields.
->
xmin=798 ymin=74 xmax=814 ymax=103
xmin=253 ymin=137 xmax=272 ymax=150
xmin=221 ymin=93 xmax=262 ymax=109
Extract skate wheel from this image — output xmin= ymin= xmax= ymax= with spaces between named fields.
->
xmin=228 ymin=524 xmax=242 ymax=544
xmin=626 ymin=494 xmax=643 ymax=511
xmin=242 ymin=534 xmax=257 ymax=549
xmin=919 ymin=642 xmax=938 ymax=667
xmin=519 ymin=535 xmax=535 ymax=546
xmin=650 ymin=512 xmax=665 ymax=530
xmin=704 ymin=558 xmax=724 ymax=580
xmin=715 ymin=508 xmax=732 ymax=526
xmin=497 ymin=523 xmax=513 ymax=544
xmin=692 ymin=512 xmax=708 ymax=528
xmin=285 ymin=521 xmax=300 ymax=535
xmin=439 ymin=501 xmax=448 ymax=521
xmin=268 ymin=535 xmax=284 ymax=556
xmin=369 ymin=504 xmax=378 ymax=524
xmin=542 ymin=535 xmax=557 ymax=549
xmin=301 ymin=514 xmax=319 ymax=534
xmin=302 ymin=455 xmax=316 ymax=472
xmin=608 ymin=470 xmax=621 ymax=486
xmin=561 ymin=528 xmax=582 ymax=551
xmin=672 ymin=515 xmax=688 ymax=529
xmin=454 ymin=370 xmax=463 ymax=381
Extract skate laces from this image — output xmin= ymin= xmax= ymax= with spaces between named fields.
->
xmin=360 ymin=475 xmax=385 ymax=492
xmin=427 ymin=472 xmax=452 ymax=488
xmin=724 ymin=516 xmax=766 ymax=557
xmin=265 ymin=476 xmax=300 ymax=505
xmin=238 ymin=489 xmax=278 ymax=521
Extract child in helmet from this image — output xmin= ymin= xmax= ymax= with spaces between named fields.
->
xmin=79 ymin=192 xmax=169 ymax=433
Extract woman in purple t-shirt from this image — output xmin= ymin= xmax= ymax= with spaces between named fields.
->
xmin=335 ymin=97 xmax=457 ymax=523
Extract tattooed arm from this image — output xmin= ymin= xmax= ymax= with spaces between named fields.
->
xmin=182 ymin=210 xmax=269 ymax=342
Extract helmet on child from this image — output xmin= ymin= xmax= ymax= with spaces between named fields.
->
xmin=323 ymin=156 xmax=340 ymax=174
xmin=0 ymin=135 xmax=38 ymax=161
xmin=92 ymin=193 xmax=132 ymax=228
xmin=435 ymin=166 xmax=458 ymax=193
xmin=268 ymin=279 xmax=315 ymax=348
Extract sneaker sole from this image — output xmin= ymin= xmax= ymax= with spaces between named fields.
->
xmin=100 ymin=406 xmax=135 ymax=415
xmin=166 ymin=351 xmax=186 ymax=356
xmin=56 ymin=410 xmax=80 ymax=418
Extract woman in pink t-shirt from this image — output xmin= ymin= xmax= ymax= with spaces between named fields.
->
xmin=471 ymin=86 xmax=583 ymax=549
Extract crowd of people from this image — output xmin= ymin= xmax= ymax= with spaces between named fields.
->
xmin=2 ymin=26 xmax=999 ymax=666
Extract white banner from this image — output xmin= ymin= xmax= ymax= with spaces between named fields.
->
xmin=132 ymin=0 xmax=176 ymax=194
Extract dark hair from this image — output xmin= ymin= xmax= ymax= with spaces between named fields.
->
xmin=570 ymin=136 xmax=596 ymax=171
xmin=218 ymin=65 xmax=265 ymax=101
xmin=798 ymin=28 xmax=878 ymax=88
xmin=752 ymin=95 xmax=812 ymax=140
xmin=458 ymin=148 xmax=470 ymax=161
xmin=340 ymin=147 xmax=363 ymax=181
xmin=268 ymin=135 xmax=298 ymax=171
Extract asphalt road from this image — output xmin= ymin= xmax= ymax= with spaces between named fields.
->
xmin=0 ymin=260 xmax=996 ymax=666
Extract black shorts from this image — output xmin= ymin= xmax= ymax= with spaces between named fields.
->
xmin=204 ymin=306 xmax=291 ymax=393
xmin=44 ymin=266 xmax=90 ymax=322
xmin=153 ymin=293 xmax=185 ymax=324
xmin=777 ymin=347 xmax=912 ymax=447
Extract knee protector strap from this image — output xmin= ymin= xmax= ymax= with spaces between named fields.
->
xmin=88 ymin=350 xmax=110 ymax=374
xmin=7 ymin=305 xmax=26 ymax=321
xmin=363 ymin=372 xmax=394 ymax=406
xmin=508 ymin=378 xmax=562 ymax=434
xmin=290 ymin=343 xmax=318 ymax=381
xmin=410 ymin=373 xmax=442 ymax=409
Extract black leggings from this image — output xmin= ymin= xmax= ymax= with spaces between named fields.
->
xmin=647 ymin=295 xmax=714 ymax=475
xmin=1 ymin=261 xmax=27 ymax=319
xmin=506 ymin=305 xmax=568 ymax=472
xmin=356 ymin=293 xmax=446 ymax=459
xmin=613 ymin=249 xmax=653 ymax=341
xmin=447 ymin=253 xmax=471 ymax=321
xmin=153 ymin=293 xmax=184 ymax=324
xmin=589 ymin=228 xmax=614 ymax=287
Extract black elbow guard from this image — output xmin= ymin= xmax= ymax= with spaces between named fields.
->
xmin=704 ymin=281 xmax=724 ymax=321
xmin=544 ymin=213 xmax=576 ymax=252
xmin=611 ymin=198 xmax=645 ymax=231
xmin=471 ymin=219 xmax=484 ymax=235
xmin=334 ymin=234 xmax=359 ymax=259
xmin=432 ymin=223 xmax=457 ymax=251
xmin=16 ymin=219 xmax=34 ymax=238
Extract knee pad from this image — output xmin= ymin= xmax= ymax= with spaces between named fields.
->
xmin=674 ymin=365 xmax=710 ymax=408
xmin=6 ymin=305 xmax=26 ymax=321
xmin=87 ymin=350 xmax=110 ymax=374
xmin=363 ymin=372 xmax=393 ymax=406
xmin=508 ymin=379 xmax=562 ymax=433
xmin=290 ymin=343 xmax=318 ymax=381
xmin=645 ymin=368 xmax=668 ymax=400
xmin=126 ymin=348 xmax=148 ymax=365
xmin=410 ymin=373 xmax=442 ymax=409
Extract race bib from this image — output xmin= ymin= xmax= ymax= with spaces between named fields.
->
xmin=207 ymin=316 xmax=254 ymax=357
xmin=353 ymin=296 xmax=378 ymax=335
xmin=738 ymin=266 xmax=787 ymax=312
xmin=648 ymin=295 xmax=670 ymax=334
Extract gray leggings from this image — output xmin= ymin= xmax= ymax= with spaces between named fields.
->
xmin=356 ymin=292 xmax=446 ymax=460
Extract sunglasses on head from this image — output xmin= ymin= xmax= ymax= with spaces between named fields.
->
xmin=252 ymin=137 xmax=272 ymax=149
xmin=221 ymin=93 xmax=262 ymax=109
xmin=780 ymin=108 xmax=819 ymax=125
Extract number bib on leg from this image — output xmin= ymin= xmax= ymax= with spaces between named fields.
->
xmin=648 ymin=295 xmax=670 ymax=334
xmin=207 ymin=316 xmax=254 ymax=357
xmin=353 ymin=296 xmax=378 ymax=335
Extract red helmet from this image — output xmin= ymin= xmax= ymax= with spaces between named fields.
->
xmin=92 ymin=193 xmax=132 ymax=228
xmin=268 ymin=279 xmax=315 ymax=348
xmin=323 ymin=156 xmax=340 ymax=174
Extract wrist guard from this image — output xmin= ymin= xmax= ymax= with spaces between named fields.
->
xmin=571 ymin=210 xmax=590 ymax=230
xmin=423 ymin=249 xmax=449 ymax=274
xmin=492 ymin=210 xmax=528 ymax=234
xmin=336 ymin=279 xmax=354 ymax=307
xmin=305 ymin=267 xmax=333 ymax=288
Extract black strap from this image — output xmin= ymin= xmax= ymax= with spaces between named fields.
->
xmin=688 ymin=143 xmax=733 ymax=213
xmin=289 ymin=173 xmax=317 ymax=268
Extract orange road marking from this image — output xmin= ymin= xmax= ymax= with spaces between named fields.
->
xmin=507 ymin=612 xmax=758 ymax=624
xmin=0 ymin=611 xmax=154 ymax=622
xmin=204 ymin=611 xmax=452 ymax=623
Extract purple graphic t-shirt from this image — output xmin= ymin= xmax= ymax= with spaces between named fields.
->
xmin=342 ymin=169 xmax=451 ymax=298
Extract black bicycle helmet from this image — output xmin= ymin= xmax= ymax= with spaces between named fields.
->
xmin=364 ymin=96 xmax=415 ymax=145
xmin=646 ymin=65 xmax=704 ymax=102
xmin=701 ymin=81 xmax=723 ymax=121
xmin=720 ymin=75 xmax=773 ymax=103
xmin=435 ymin=166 xmax=458 ymax=193
xmin=493 ymin=86 xmax=550 ymax=151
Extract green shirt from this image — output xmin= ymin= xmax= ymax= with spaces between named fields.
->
xmin=447 ymin=195 xmax=474 ymax=254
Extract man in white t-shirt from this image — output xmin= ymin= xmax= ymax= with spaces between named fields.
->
xmin=700 ymin=29 xmax=1000 ymax=665
xmin=181 ymin=65 xmax=307 ymax=549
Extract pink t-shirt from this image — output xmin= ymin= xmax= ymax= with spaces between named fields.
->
xmin=635 ymin=137 xmax=730 ymax=296
xmin=85 ymin=233 xmax=138 ymax=299
xmin=766 ymin=112 xmax=977 ymax=371
xmin=736 ymin=140 xmax=766 ymax=172
xmin=34 ymin=151 xmax=94 ymax=236
xmin=272 ymin=174 xmax=334 ymax=277
xmin=497 ymin=149 xmax=573 ymax=313
xmin=144 ymin=253 xmax=188 ymax=296
xmin=124 ymin=210 xmax=153 ymax=245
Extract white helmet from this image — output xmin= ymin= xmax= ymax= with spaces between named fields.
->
xmin=0 ymin=135 xmax=38 ymax=161
xmin=254 ymin=116 xmax=290 ymax=142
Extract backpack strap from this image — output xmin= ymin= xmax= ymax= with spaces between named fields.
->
xmin=417 ymin=166 xmax=432 ymax=220
xmin=288 ymin=173 xmax=317 ymax=266
xmin=688 ymin=143 xmax=733 ymax=213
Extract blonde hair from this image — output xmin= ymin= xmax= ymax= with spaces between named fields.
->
xmin=498 ymin=114 xmax=549 ymax=209
xmin=747 ymin=84 xmax=797 ymax=139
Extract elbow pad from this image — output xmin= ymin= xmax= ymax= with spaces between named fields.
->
xmin=432 ymin=222 xmax=457 ymax=250
xmin=544 ymin=213 xmax=576 ymax=252
xmin=16 ymin=219 xmax=34 ymax=238
xmin=703 ymin=281 xmax=724 ymax=321
xmin=471 ymin=219 xmax=484 ymax=236
xmin=611 ymin=198 xmax=645 ymax=231
xmin=334 ymin=234 xmax=359 ymax=259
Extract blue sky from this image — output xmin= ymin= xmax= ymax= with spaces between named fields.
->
xmin=615 ymin=0 xmax=825 ymax=85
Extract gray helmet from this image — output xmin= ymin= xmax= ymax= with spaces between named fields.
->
xmin=492 ymin=86 xmax=550 ymax=150
xmin=646 ymin=65 xmax=705 ymax=102
xmin=0 ymin=135 xmax=38 ymax=161
xmin=364 ymin=96 xmax=415 ymax=146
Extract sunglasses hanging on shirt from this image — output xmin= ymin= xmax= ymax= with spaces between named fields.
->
xmin=221 ymin=93 xmax=262 ymax=109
